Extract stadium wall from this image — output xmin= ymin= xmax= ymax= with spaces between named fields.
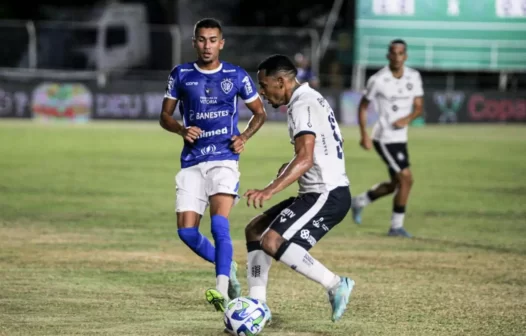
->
xmin=0 ymin=79 xmax=524 ymax=124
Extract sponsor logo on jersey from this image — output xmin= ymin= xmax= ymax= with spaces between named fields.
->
xmin=200 ymin=144 xmax=218 ymax=155
xmin=198 ymin=127 xmax=229 ymax=139
xmin=242 ymin=76 xmax=253 ymax=95
xmin=195 ymin=110 xmax=230 ymax=120
xmin=200 ymin=96 xmax=218 ymax=104
xmin=167 ymin=76 xmax=174 ymax=91
xmin=300 ymin=230 xmax=317 ymax=247
xmin=279 ymin=208 xmax=296 ymax=221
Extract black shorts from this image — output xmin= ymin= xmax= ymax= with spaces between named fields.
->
xmin=373 ymin=140 xmax=410 ymax=178
xmin=263 ymin=186 xmax=351 ymax=251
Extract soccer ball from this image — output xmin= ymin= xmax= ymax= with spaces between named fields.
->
xmin=224 ymin=297 xmax=270 ymax=336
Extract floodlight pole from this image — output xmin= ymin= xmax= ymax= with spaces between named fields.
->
xmin=316 ymin=0 xmax=344 ymax=62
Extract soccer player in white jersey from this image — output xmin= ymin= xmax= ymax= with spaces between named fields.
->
xmin=243 ymin=54 xmax=355 ymax=322
xmin=351 ymin=39 xmax=424 ymax=238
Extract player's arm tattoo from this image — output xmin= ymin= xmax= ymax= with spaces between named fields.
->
xmin=159 ymin=97 xmax=184 ymax=135
xmin=266 ymin=134 xmax=315 ymax=195
xmin=242 ymin=98 xmax=267 ymax=141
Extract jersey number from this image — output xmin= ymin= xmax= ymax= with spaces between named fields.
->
xmin=319 ymin=98 xmax=343 ymax=160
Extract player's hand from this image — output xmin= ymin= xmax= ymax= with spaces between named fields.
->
xmin=230 ymin=134 xmax=247 ymax=154
xmin=360 ymin=134 xmax=373 ymax=150
xmin=244 ymin=188 xmax=273 ymax=208
xmin=181 ymin=126 xmax=202 ymax=143
xmin=276 ymin=162 xmax=289 ymax=177
xmin=393 ymin=118 xmax=409 ymax=129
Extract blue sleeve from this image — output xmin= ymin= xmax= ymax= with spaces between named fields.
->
xmin=237 ymin=68 xmax=259 ymax=103
xmin=164 ymin=67 xmax=180 ymax=100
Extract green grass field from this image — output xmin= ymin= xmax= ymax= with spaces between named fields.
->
xmin=0 ymin=120 xmax=525 ymax=336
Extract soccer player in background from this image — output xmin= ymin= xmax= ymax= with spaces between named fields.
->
xmin=159 ymin=18 xmax=266 ymax=311
xmin=351 ymin=39 xmax=424 ymax=238
xmin=243 ymin=54 xmax=354 ymax=322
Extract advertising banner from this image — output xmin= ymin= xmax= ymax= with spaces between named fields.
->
xmin=1 ymin=79 xmax=524 ymax=124
xmin=0 ymin=83 xmax=32 ymax=119
xmin=426 ymin=91 xmax=526 ymax=123
xmin=32 ymin=82 xmax=93 ymax=123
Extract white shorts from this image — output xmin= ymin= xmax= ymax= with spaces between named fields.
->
xmin=175 ymin=160 xmax=240 ymax=215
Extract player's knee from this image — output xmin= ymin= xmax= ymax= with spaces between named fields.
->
xmin=176 ymin=211 xmax=201 ymax=229
xmin=245 ymin=219 xmax=259 ymax=241
xmin=260 ymin=230 xmax=285 ymax=258
xmin=399 ymin=169 xmax=414 ymax=187
xmin=209 ymin=193 xmax=235 ymax=218
xmin=177 ymin=227 xmax=199 ymax=246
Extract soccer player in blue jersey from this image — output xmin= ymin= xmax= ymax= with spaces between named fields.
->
xmin=159 ymin=18 xmax=266 ymax=312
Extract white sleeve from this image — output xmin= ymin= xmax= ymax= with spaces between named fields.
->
xmin=414 ymin=72 xmax=424 ymax=97
xmin=363 ymin=76 xmax=378 ymax=101
xmin=290 ymin=101 xmax=319 ymax=139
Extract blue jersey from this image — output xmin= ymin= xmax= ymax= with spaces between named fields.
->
xmin=165 ymin=62 xmax=259 ymax=168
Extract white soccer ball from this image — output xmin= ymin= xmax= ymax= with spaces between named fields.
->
xmin=224 ymin=297 xmax=270 ymax=336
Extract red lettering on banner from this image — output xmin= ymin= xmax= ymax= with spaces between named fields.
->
xmin=468 ymin=94 xmax=526 ymax=121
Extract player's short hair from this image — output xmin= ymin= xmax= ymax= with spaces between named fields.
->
xmin=389 ymin=39 xmax=407 ymax=51
xmin=257 ymin=54 xmax=298 ymax=78
xmin=193 ymin=18 xmax=223 ymax=38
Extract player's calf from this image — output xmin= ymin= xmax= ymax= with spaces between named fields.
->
xmin=262 ymin=229 xmax=353 ymax=321
xmin=211 ymin=214 xmax=233 ymax=297
xmin=353 ymin=180 xmax=397 ymax=208
xmin=245 ymin=214 xmax=273 ymax=303
xmin=389 ymin=168 xmax=414 ymax=237
xmin=177 ymin=211 xmax=216 ymax=263
xmin=209 ymin=193 xmax=236 ymax=299
xmin=259 ymin=229 xmax=286 ymax=256
xmin=351 ymin=181 xmax=397 ymax=225
xmin=262 ymin=230 xmax=340 ymax=293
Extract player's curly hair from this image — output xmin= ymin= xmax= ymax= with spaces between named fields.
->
xmin=257 ymin=54 xmax=298 ymax=78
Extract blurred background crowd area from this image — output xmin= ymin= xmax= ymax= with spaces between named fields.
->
xmin=1 ymin=0 xmax=525 ymax=92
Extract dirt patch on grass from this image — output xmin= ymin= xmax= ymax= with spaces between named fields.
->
xmin=0 ymin=226 xmax=106 ymax=247
xmin=45 ymin=249 xmax=196 ymax=265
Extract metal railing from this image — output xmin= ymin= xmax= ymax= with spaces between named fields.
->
xmin=356 ymin=36 xmax=526 ymax=71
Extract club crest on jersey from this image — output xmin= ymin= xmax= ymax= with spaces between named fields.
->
xmin=220 ymin=78 xmax=234 ymax=94
xmin=406 ymin=83 xmax=413 ymax=90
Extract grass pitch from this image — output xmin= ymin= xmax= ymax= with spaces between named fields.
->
xmin=0 ymin=120 xmax=525 ymax=336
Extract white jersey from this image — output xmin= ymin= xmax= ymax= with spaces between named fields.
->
xmin=286 ymin=83 xmax=350 ymax=194
xmin=364 ymin=66 xmax=424 ymax=143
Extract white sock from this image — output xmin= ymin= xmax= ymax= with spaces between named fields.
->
xmin=279 ymin=243 xmax=340 ymax=291
xmin=216 ymin=275 xmax=229 ymax=299
xmin=391 ymin=212 xmax=405 ymax=229
xmin=247 ymin=249 xmax=272 ymax=302
xmin=353 ymin=191 xmax=371 ymax=208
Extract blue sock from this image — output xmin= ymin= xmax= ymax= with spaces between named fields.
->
xmin=177 ymin=227 xmax=215 ymax=263
xmin=211 ymin=215 xmax=233 ymax=277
